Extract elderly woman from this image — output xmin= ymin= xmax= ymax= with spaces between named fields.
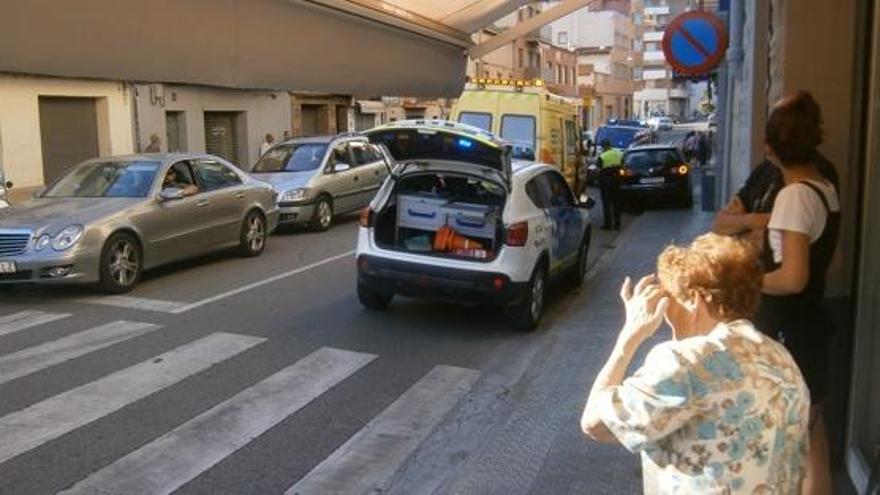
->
xmin=581 ymin=233 xmax=810 ymax=494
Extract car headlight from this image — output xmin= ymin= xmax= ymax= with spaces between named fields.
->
xmin=280 ymin=188 xmax=310 ymax=202
xmin=51 ymin=225 xmax=84 ymax=251
xmin=34 ymin=234 xmax=52 ymax=252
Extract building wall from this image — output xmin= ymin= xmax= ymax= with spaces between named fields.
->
xmin=0 ymin=74 xmax=134 ymax=195
xmin=134 ymin=84 xmax=290 ymax=168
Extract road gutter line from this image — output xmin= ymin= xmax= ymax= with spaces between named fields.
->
xmin=170 ymin=250 xmax=356 ymax=314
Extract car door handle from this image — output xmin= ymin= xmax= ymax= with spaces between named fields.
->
xmin=353 ymin=176 xmax=359 ymax=182
xmin=234 ymin=192 xmax=245 ymax=200
xmin=196 ymin=200 xmax=210 ymax=208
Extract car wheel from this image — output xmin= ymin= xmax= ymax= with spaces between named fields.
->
xmin=311 ymin=196 xmax=334 ymax=231
xmin=567 ymin=229 xmax=592 ymax=288
xmin=505 ymin=263 xmax=546 ymax=332
xmin=98 ymin=232 xmax=143 ymax=294
xmin=239 ymin=210 xmax=267 ymax=257
xmin=358 ymin=282 xmax=392 ymax=310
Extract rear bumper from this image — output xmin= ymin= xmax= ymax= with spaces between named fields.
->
xmin=621 ymin=179 xmax=690 ymax=199
xmin=357 ymin=254 xmax=529 ymax=306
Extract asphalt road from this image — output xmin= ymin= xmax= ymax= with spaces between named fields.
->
xmin=0 ymin=204 xmax=632 ymax=494
xmin=0 ymin=128 xmax=693 ymax=494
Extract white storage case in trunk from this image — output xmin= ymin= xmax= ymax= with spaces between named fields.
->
xmin=397 ymin=194 xmax=498 ymax=242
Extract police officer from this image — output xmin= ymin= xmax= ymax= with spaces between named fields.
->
xmin=597 ymin=139 xmax=623 ymax=230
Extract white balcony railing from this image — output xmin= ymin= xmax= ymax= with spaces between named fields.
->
xmin=643 ymin=69 xmax=667 ymax=80
xmin=643 ymin=50 xmax=666 ymax=62
xmin=644 ymin=6 xmax=671 ymax=15
xmin=643 ymin=31 xmax=663 ymax=42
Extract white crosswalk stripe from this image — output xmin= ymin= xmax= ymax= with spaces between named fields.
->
xmin=286 ymin=365 xmax=480 ymax=495
xmin=61 ymin=347 xmax=377 ymax=495
xmin=0 ymin=310 xmax=71 ymax=337
xmin=0 ymin=332 xmax=264 ymax=465
xmin=0 ymin=320 xmax=161 ymax=385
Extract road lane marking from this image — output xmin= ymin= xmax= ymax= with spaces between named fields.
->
xmin=170 ymin=249 xmax=356 ymax=314
xmin=61 ymin=347 xmax=376 ymax=495
xmin=0 ymin=311 xmax=71 ymax=337
xmin=0 ymin=332 xmax=263 ymax=465
xmin=74 ymin=295 xmax=190 ymax=313
xmin=286 ymin=365 xmax=480 ymax=495
xmin=0 ymin=320 xmax=161 ymax=385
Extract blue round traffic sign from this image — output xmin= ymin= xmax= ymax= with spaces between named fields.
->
xmin=662 ymin=12 xmax=728 ymax=75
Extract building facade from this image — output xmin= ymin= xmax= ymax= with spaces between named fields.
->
xmin=632 ymin=0 xmax=693 ymax=118
xmin=550 ymin=1 xmax=637 ymax=130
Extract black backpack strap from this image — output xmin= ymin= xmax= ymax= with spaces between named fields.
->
xmin=799 ymin=180 xmax=832 ymax=214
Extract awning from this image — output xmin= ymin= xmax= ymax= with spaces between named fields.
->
xmin=0 ymin=0 xmax=533 ymax=97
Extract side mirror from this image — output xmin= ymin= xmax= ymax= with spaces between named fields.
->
xmin=159 ymin=187 xmax=185 ymax=202
xmin=579 ymin=193 xmax=596 ymax=209
xmin=333 ymin=163 xmax=351 ymax=173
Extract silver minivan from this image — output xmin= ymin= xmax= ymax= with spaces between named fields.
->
xmin=250 ymin=134 xmax=391 ymax=230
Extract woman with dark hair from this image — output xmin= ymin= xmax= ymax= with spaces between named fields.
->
xmin=758 ymin=91 xmax=840 ymax=495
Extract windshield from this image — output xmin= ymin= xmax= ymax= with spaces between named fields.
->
xmin=252 ymin=143 xmax=328 ymax=173
xmin=500 ymin=115 xmax=536 ymax=160
xmin=595 ymin=127 xmax=640 ymax=149
xmin=43 ymin=161 xmax=160 ymax=198
xmin=458 ymin=112 xmax=493 ymax=132
xmin=623 ymin=149 xmax=682 ymax=171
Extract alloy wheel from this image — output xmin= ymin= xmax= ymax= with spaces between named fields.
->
xmin=109 ymin=239 xmax=139 ymax=287
xmin=317 ymin=200 xmax=332 ymax=229
xmin=246 ymin=215 xmax=265 ymax=252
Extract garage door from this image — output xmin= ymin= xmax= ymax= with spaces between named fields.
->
xmin=300 ymin=105 xmax=320 ymax=136
xmin=204 ymin=112 xmax=239 ymax=164
xmin=38 ymin=96 xmax=100 ymax=183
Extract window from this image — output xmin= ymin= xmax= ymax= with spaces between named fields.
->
xmin=543 ymin=171 xmax=575 ymax=208
xmin=518 ymin=48 xmax=525 ymax=68
xmin=193 ymin=160 xmax=242 ymax=191
xmin=526 ymin=176 xmax=550 ymax=208
xmin=458 ymin=112 xmax=493 ymax=132
xmin=251 ymin=143 xmax=328 ymax=173
xmin=557 ymin=31 xmax=568 ymax=46
xmin=349 ymin=141 xmax=375 ymax=166
xmin=44 ymin=160 xmax=160 ymax=198
xmin=500 ymin=114 xmax=536 ymax=160
xmin=327 ymin=145 xmax=352 ymax=170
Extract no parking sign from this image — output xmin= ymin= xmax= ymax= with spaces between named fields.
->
xmin=662 ymin=12 xmax=728 ymax=76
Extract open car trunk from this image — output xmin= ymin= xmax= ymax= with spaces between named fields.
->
xmin=373 ymin=171 xmax=506 ymax=262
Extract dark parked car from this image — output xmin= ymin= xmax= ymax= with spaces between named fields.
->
xmin=619 ymin=145 xmax=693 ymax=208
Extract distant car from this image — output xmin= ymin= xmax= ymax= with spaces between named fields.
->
xmin=0 ymin=154 xmax=278 ymax=292
xmin=647 ymin=116 xmax=674 ymax=131
xmin=357 ymin=120 xmax=595 ymax=331
xmin=608 ymin=119 xmax=648 ymax=128
xmin=619 ymin=145 xmax=693 ymax=208
xmin=584 ymin=124 xmax=644 ymax=185
xmin=251 ymin=134 xmax=391 ymax=230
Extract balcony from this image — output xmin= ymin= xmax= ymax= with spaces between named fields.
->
xmin=526 ymin=25 xmax=553 ymax=44
xmin=644 ymin=50 xmax=666 ymax=62
xmin=669 ymin=87 xmax=689 ymax=99
xmin=643 ymin=69 xmax=668 ymax=80
xmin=643 ymin=31 xmax=663 ymax=42
xmin=644 ymin=6 xmax=671 ymax=15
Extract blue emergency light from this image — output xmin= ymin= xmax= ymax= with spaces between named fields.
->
xmin=458 ymin=138 xmax=473 ymax=149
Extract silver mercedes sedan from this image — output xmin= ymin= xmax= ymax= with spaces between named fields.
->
xmin=0 ymin=154 xmax=279 ymax=293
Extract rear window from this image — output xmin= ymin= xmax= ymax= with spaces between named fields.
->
xmin=368 ymin=129 xmax=504 ymax=171
xmin=458 ymin=112 xmax=493 ymax=132
xmin=595 ymin=126 xmax=640 ymax=149
xmin=500 ymin=115 xmax=536 ymax=160
xmin=623 ymin=149 xmax=682 ymax=171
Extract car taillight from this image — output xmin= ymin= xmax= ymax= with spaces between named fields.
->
xmin=619 ymin=168 xmax=634 ymax=177
xmin=505 ymin=222 xmax=529 ymax=246
xmin=676 ymin=164 xmax=689 ymax=175
xmin=359 ymin=208 xmax=372 ymax=227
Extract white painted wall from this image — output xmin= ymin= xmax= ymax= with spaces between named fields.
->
xmin=0 ymin=74 xmax=134 ymax=190
xmin=134 ymin=84 xmax=291 ymax=169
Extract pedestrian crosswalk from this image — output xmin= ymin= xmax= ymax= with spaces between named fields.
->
xmin=0 ymin=310 xmax=480 ymax=494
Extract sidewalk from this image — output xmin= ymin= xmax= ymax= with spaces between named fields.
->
xmin=387 ymin=207 xmax=715 ymax=495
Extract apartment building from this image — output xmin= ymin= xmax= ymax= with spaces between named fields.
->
xmin=632 ymin=0 xmax=693 ymax=118
xmin=550 ymin=0 xmax=637 ymax=129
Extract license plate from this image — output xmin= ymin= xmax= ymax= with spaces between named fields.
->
xmin=640 ymin=177 xmax=665 ymax=185
xmin=0 ymin=261 xmax=17 ymax=274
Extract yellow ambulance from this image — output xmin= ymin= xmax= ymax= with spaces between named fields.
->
xmin=450 ymin=79 xmax=584 ymax=192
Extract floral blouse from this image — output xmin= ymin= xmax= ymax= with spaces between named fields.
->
xmin=599 ymin=320 xmax=810 ymax=494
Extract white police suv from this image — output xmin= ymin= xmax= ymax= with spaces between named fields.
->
xmin=356 ymin=121 xmax=594 ymax=331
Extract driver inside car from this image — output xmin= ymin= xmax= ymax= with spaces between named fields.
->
xmin=162 ymin=168 xmax=199 ymax=197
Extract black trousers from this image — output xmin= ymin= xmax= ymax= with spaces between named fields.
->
xmin=599 ymin=169 xmax=622 ymax=229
